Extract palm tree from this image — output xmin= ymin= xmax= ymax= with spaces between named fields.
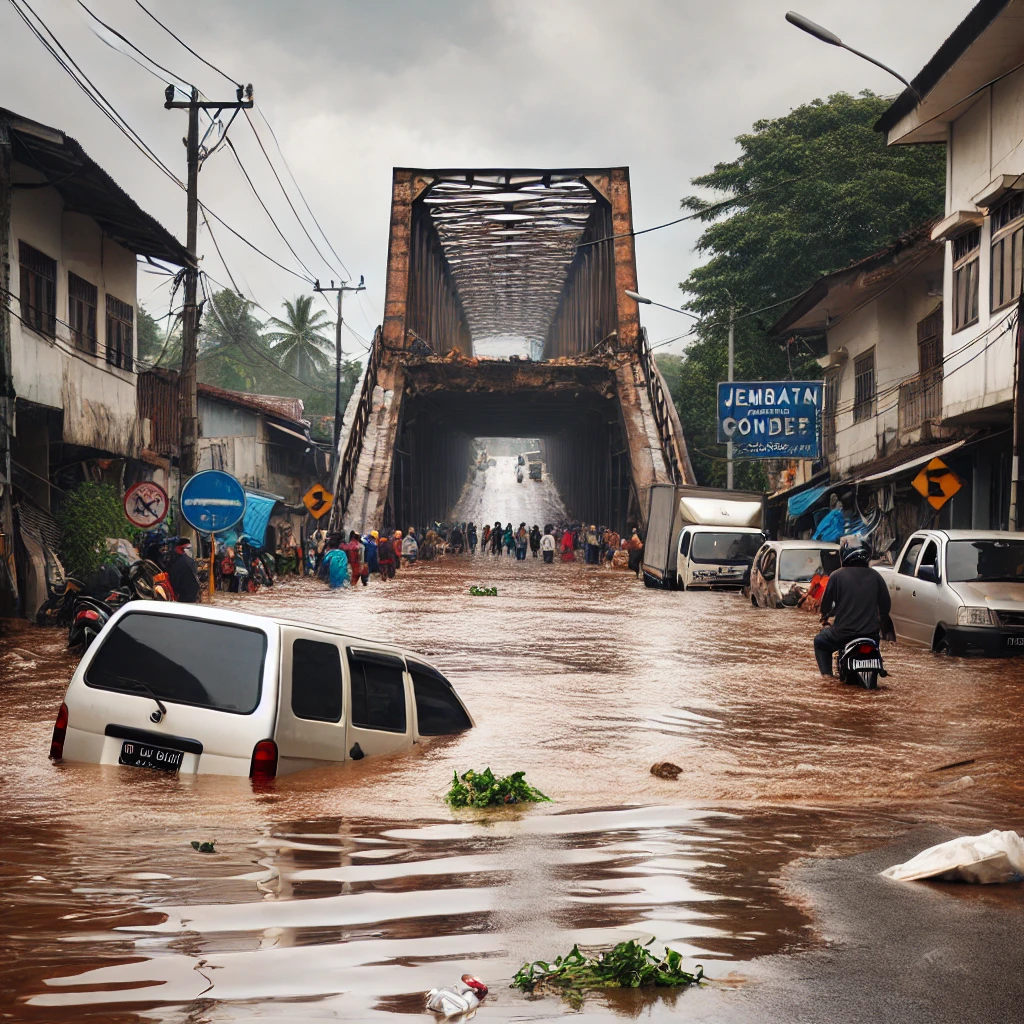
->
xmin=263 ymin=295 xmax=333 ymax=384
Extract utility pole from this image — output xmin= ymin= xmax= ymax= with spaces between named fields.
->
xmin=313 ymin=276 xmax=365 ymax=466
xmin=727 ymin=305 xmax=735 ymax=490
xmin=0 ymin=118 xmax=17 ymax=613
xmin=164 ymin=84 xmax=253 ymax=529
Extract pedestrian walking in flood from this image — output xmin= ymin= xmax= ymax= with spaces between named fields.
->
xmin=467 ymin=522 xmax=478 ymax=553
xmin=627 ymin=529 xmax=644 ymax=578
xmin=166 ymin=537 xmax=201 ymax=603
xmin=450 ymin=522 xmax=465 ymax=553
xmin=364 ymin=531 xmax=380 ymax=575
xmin=392 ymin=531 xmax=403 ymax=573
xmin=481 ymin=523 xmax=491 ymax=552
xmin=585 ymin=524 xmax=600 ymax=565
xmin=321 ymin=534 xmax=351 ymax=589
xmin=560 ymin=527 xmax=575 ymax=562
xmin=529 ymin=525 xmax=541 ymax=558
xmin=515 ymin=523 xmax=528 ymax=560
xmin=344 ymin=531 xmax=369 ymax=587
xmin=402 ymin=528 xmax=419 ymax=565
xmin=503 ymin=523 xmax=515 ymax=556
xmin=377 ymin=532 xmax=396 ymax=580
xmin=541 ymin=528 xmax=556 ymax=563
xmin=491 ymin=521 xmax=503 ymax=555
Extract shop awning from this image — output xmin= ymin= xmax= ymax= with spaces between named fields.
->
xmin=242 ymin=492 xmax=278 ymax=549
xmin=856 ymin=440 xmax=966 ymax=484
xmin=787 ymin=483 xmax=832 ymax=519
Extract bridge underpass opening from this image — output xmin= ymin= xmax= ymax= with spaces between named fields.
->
xmin=336 ymin=167 xmax=692 ymax=535
xmin=388 ymin=375 xmax=633 ymax=530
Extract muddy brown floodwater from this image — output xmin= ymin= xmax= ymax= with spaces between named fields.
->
xmin=1 ymin=534 xmax=1024 ymax=1021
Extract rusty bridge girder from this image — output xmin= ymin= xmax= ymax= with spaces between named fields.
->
xmin=336 ymin=167 xmax=694 ymax=536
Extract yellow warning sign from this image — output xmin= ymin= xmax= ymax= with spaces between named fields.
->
xmin=303 ymin=484 xmax=334 ymax=519
xmin=911 ymin=457 xmax=963 ymax=510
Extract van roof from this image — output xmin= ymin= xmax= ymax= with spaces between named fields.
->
xmin=105 ymin=601 xmax=426 ymax=664
xmin=766 ymin=540 xmax=840 ymax=550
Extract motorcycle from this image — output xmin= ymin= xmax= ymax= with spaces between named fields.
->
xmin=837 ymin=637 xmax=887 ymax=690
xmin=67 ymin=594 xmax=115 ymax=652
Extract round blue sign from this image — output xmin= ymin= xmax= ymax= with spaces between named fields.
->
xmin=179 ymin=470 xmax=246 ymax=534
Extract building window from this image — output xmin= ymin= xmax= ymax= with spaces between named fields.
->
xmin=68 ymin=272 xmax=98 ymax=355
xmin=990 ymin=192 xmax=1024 ymax=312
xmin=952 ymin=228 xmax=980 ymax=331
xmin=18 ymin=241 xmax=57 ymax=337
xmin=105 ymin=294 xmax=134 ymax=371
xmin=853 ymin=348 xmax=875 ymax=423
xmin=917 ymin=304 xmax=943 ymax=373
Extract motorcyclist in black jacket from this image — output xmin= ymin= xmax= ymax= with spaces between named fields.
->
xmin=815 ymin=536 xmax=891 ymax=676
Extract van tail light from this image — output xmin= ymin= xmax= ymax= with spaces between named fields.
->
xmin=50 ymin=703 xmax=69 ymax=760
xmin=250 ymin=739 xmax=278 ymax=780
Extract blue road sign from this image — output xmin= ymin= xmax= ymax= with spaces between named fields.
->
xmin=179 ymin=471 xmax=247 ymax=533
xmin=717 ymin=381 xmax=822 ymax=459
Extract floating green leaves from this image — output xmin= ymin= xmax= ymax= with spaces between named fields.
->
xmin=445 ymin=768 xmax=549 ymax=808
xmin=513 ymin=940 xmax=704 ymax=1005
xmin=190 ymin=840 xmax=216 ymax=853
xmin=469 ymin=585 xmax=498 ymax=597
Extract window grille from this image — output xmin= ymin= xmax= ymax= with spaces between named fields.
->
xmin=952 ymin=228 xmax=980 ymax=331
xmin=853 ymin=348 xmax=875 ymax=423
xmin=18 ymin=240 xmax=56 ymax=337
xmin=68 ymin=272 xmax=98 ymax=355
xmin=991 ymin=193 xmax=1024 ymax=312
xmin=105 ymin=294 xmax=134 ymax=371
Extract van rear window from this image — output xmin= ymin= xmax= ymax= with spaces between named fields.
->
xmin=86 ymin=613 xmax=266 ymax=714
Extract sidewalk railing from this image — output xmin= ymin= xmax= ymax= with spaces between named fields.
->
xmin=333 ymin=326 xmax=385 ymax=526
xmin=637 ymin=328 xmax=693 ymax=485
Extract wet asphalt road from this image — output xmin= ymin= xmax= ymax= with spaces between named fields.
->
xmin=0 ymin=459 xmax=1022 ymax=1022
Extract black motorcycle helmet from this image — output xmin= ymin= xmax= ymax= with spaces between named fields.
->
xmin=839 ymin=535 xmax=870 ymax=567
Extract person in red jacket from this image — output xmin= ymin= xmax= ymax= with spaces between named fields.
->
xmin=344 ymin=531 xmax=369 ymax=587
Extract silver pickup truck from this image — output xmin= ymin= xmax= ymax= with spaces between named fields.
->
xmin=874 ymin=530 xmax=1024 ymax=656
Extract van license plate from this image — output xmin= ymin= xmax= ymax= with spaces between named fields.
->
xmin=851 ymin=659 xmax=882 ymax=670
xmin=118 ymin=741 xmax=183 ymax=773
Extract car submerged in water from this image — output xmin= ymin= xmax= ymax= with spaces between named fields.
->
xmin=48 ymin=603 xmax=474 ymax=779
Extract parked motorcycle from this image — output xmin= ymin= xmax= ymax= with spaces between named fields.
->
xmin=67 ymin=594 xmax=116 ymax=652
xmin=837 ymin=637 xmax=887 ymax=690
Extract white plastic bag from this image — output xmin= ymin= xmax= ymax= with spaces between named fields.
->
xmin=881 ymin=829 xmax=1024 ymax=884
xmin=426 ymin=982 xmax=480 ymax=1018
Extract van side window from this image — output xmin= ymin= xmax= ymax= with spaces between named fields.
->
xmin=679 ymin=531 xmax=690 ymax=557
xmin=409 ymin=662 xmax=471 ymax=735
xmin=760 ymin=549 xmax=777 ymax=580
xmin=347 ymin=650 xmax=406 ymax=732
xmin=291 ymin=639 xmax=343 ymax=722
xmin=898 ymin=538 xmax=925 ymax=576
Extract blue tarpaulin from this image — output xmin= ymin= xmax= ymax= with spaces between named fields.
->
xmin=242 ymin=493 xmax=277 ymax=549
xmin=787 ymin=483 xmax=831 ymax=519
xmin=813 ymin=508 xmax=865 ymax=542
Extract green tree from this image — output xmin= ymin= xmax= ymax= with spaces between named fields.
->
xmin=198 ymin=289 xmax=268 ymax=391
xmin=670 ymin=91 xmax=946 ymax=487
xmin=263 ymin=295 xmax=333 ymax=383
xmin=57 ymin=482 xmax=138 ymax=578
xmin=136 ymin=305 xmax=181 ymax=368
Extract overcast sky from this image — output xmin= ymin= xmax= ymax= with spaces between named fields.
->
xmin=2 ymin=0 xmax=972 ymax=358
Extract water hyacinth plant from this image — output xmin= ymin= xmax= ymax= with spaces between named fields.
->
xmin=445 ymin=768 xmax=549 ymax=808
xmin=513 ymin=939 xmax=704 ymax=1005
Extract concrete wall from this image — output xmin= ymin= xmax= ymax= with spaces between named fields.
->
xmin=826 ymin=255 xmax=942 ymax=475
xmin=942 ymin=68 xmax=1024 ymax=423
xmin=9 ymin=161 xmax=139 ymax=456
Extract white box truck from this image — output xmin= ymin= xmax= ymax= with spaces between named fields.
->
xmin=642 ymin=484 xmax=766 ymax=590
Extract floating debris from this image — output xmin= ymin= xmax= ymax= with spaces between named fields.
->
xmin=469 ymin=585 xmax=498 ymax=597
xmin=650 ymin=762 xmax=683 ymax=779
xmin=446 ymin=767 xmax=549 ymax=808
xmin=190 ymin=841 xmax=216 ymax=853
xmin=513 ymin=939 xmax=704 ymax=1006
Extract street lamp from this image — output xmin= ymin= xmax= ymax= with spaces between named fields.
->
xmin=624 ymin=289 xmax=700 ymax=318
xmin=785 ymin=12 xmax=921 ymax=101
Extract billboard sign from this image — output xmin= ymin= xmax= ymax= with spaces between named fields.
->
xmin=717 ymin=381 xmax=822 ymax=459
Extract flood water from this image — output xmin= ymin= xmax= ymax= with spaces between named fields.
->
xmin=2 ymin=460 xmax=1024 ymax=1021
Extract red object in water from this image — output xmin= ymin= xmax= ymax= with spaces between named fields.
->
xmin=461 ymin=974 xmax=488 ymax=997
xmin=249 ymin=739 xmax=278 ymax=780
xmin=49 ymin=703 xmax=68 ymax=760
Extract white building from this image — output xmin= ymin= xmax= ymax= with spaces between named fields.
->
xmin=876 ymin=0 xmax=1024 ymax=527
xmin=1 ymin=108 xmax=188 ymax=610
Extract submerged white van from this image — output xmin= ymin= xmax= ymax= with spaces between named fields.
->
xmin=49 ymin=603 xmax=474 ymax=779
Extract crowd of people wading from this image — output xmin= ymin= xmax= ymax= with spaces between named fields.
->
xmin=307 ymin=521 xmax=645 ymax=589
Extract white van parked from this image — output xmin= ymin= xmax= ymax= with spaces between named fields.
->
xmin=49 ymin=603 xmax=474 ymax=779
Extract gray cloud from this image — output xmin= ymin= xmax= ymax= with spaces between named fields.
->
xmin=2 ymin=0 xmax=970 ymax=352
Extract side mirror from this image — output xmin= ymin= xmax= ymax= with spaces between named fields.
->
xmin=918 ymin=564 xmax=939 ymax=584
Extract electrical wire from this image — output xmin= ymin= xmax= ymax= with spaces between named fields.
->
xmin=134 ymin=0 xmax=241 ymax=88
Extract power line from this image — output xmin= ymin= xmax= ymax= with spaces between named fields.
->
xmin=134 ymin=0 xmax=241 ymax=88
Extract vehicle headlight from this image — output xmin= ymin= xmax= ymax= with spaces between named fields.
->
xmin=957 ymin=606 xmax=997 ymax=627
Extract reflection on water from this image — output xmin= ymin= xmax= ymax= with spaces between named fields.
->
xmin=2 ymin=550 xmax=1023 ymax=1020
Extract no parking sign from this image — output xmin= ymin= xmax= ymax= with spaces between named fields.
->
xmin=124 ymin=481 xmax=169 ymax=528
